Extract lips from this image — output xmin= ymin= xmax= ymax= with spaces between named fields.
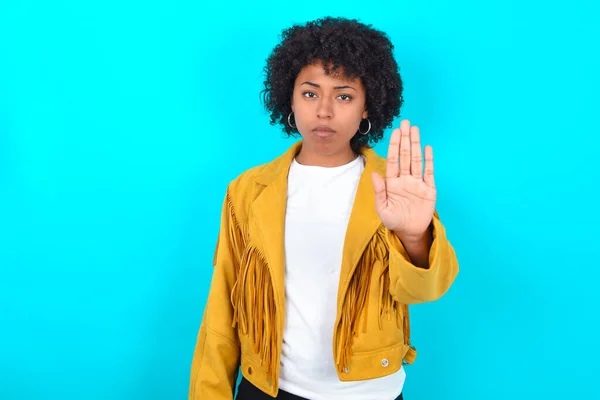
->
xmin=313 ymin=125 xmax=336 ymax=137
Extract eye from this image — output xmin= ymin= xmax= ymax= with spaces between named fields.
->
xmin=338 ymin=94 xmax=353 ymax=101
xmin=303 ymin=91 xmax=317 ymax=98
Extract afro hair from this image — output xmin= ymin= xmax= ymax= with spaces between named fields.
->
xmin=261 ymin=16 xmax=403 ymax=154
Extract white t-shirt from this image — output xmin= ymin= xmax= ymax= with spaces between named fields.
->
xmin=278 ymin=155 xmax=405 ymax=400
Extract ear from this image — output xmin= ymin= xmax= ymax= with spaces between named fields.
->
xmin=362 ymin=109 xmax=368 ymax=119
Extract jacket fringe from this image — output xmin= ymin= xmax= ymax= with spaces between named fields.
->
xmin=227 ymin=191 xmax=278 ymax=384
xmin=336 ymin=226 xmax=413 ymax=373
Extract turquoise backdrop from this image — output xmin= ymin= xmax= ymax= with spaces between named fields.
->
xmin=1 ymin=1 xmax=599 ymax=399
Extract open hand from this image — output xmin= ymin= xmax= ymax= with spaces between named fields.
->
xmin=372 ymin=120 xmax=437 ymax=240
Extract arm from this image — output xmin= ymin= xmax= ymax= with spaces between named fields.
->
xmin=188 ymin=188 xmax=241 ymax=400
xmin=387 ymin=211 xmax=459 ymax=304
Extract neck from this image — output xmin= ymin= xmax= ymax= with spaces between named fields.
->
xmin=295 ymin=146 xmax=357 ymax=167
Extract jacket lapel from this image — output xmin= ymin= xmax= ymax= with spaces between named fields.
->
xmin=336 ymin=148 xmax=386 ymax=305
xmin=248 ymin=142 xmax=301 ymax=328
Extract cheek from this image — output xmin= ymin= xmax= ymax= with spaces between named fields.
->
xmin=291 ymin=100 xmax=311 ymax=125
xmin=341 ymin=105 xmax=365 ymax=130
xmin=290 ymin=103 xmax=311 ymax=135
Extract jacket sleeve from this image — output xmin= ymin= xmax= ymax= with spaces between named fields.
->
xmin=188 ymin=188 xmax=241 ymax=400
xmin=386 ymin=210 xmax=459 ymax=304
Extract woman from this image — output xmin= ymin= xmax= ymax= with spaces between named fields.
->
xmin=188 ymin=16 xmax=459 ymax=400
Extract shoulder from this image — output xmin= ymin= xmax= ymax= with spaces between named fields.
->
xmin=227 ymin=161 xmax=269 ymax=194
xmin=227 ymin=142 xmax=299 ymax=194
xmin=222 ymin=155 xmax=284 ymax=222
xmin=363 ymin=146 xmax=388 ymax=175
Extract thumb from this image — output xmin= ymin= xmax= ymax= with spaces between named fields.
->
xmin=371 ymin=172 xmax=387 ymax=210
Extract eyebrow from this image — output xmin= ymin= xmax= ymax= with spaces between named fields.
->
xmin=301 ymin=81 xmax=357 ymax=91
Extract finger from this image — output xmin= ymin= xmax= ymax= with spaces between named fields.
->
xmin=371 ymin=172 xmax=387 ymax=210
xmin=423 ymin=145 xmax=435 ymax=188
xmin=399 ymin=120 xmax=411 ymax=176
xmin=410 ymin=125 xmax=423 ymax=179
xmin=386 ymin=128 xmax=401 ymax=179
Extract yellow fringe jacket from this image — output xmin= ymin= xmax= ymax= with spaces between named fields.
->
xmin=188 ymin=141 xmax=459 ymax=399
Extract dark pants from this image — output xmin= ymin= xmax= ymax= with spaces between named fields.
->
xmin=236 ymin=376 xmax=404 ymax=400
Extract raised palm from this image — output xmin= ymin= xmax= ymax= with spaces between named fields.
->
xmin=372 ymin=120 xmax=437 ymax=240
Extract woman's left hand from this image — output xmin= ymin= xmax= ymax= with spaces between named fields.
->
xmin=371 ymin=119 xmax=437 ymax=241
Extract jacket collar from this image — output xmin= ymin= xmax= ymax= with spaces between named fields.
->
xmin=249 ymin=140 xmax=387 ymax=311
xmin=253 ymin=140 xmax=387 ymax=185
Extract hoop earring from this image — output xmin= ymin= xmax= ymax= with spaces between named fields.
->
xmin=359 ymin=118 xmax=371 ymax=135
xmin=287 ymin=112 xmax=296 ymax=129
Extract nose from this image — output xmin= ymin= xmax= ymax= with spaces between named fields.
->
xmin=316 ymin=97 xmax=333 ymax=119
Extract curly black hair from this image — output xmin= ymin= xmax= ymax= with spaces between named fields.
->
xmin=261 ymin=16 xmax=403 ymax=154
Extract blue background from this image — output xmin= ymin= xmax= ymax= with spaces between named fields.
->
xmin=1 ymin=1 xmax=599 ymax=399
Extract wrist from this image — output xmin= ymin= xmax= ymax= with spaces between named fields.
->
xmin=394 ymin=224 xmax=432 ymax=244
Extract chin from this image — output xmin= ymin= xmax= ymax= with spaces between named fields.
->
xmin=304 ymin=140 xmax=340 ymax=156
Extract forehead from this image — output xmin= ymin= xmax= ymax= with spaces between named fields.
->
xmin=295 ymin=62 xmax=363 ymax=88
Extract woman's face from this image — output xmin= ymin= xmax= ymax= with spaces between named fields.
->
xmin=290 ymin=61 xmax=368 ymax=165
